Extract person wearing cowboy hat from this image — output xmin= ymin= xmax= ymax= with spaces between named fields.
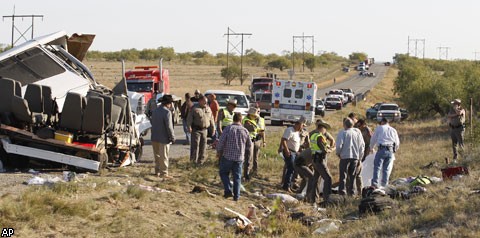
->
xmin=151 ymin=94 xmax=175 ymax=178
xmin=217 ymin=98 xmax=238 ymax=136
xmin=307 ymin=119 xmax=335 ymax=202
xmin=447 ymin=98 xmax=466 ymax=163
xmin=242 ymin=107 xmax=266 ymax=180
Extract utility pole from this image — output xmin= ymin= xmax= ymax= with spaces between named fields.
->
xmin=407 ymin=36 xmax=426 ymax=59
xmin=224 ymin=27 xmax=252 ymax=85
xmin=437 ymin=46 xmax=450 ymax=60
xmin=473 ymin=51 xmax=480 ymax=62
xmin=293 ymin=33 xmax=314 ymax=72
xmin=3 ymin=6 xmax=44 ymax=47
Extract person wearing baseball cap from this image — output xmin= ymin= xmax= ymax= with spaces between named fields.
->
xmin=447 ymin=98 xmax=466 ymax=163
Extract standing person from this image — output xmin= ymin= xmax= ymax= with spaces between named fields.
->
xmin=191 ymin=89 xmax=201 ymax=103
xmin=243 ymin=107 xmax=266 ymax=180
xmin=336 ymin=118 xmax=365 ymax=196
xmin=369 ymin=118 xmax=400 ymax=188
xmin=333 ymin=77 xmax=336 ymax=84
xmin=208 ymin=94 xmax=220 ymax=142
xmin=180 ymin=93 xmax=193 ymax=145
xmin=308 ymin=119 xmax=335 ymax=203
xmin=151 ymin=95 xmax=175 ymax=178
xmin=447 ymin=99 xmax=466 ymax=163
xmin=217 ymin=99 xmax=237 ymax=136
xmin=354 ymin=119 xmax=373 ymax=195
xmin=187 ymin=94 xmax=215 ymax=165
xmin=217 ymin=113 xmax=252 ymax=201
xmin=278 ymin=116 xmax=305 ymax=192
xmin=146 ymin=91 xmax=159 ymax=120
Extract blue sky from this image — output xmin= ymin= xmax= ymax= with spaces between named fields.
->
xmin=1 ymin=0 xmax=479 ymax=61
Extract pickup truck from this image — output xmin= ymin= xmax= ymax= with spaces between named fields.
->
xmin=376 ymin=103 xmax=401 ymax=122
xmin=340 ymin=88 xmax=355 ymax=102
xmin=324 ymin=96 xmax=343 ymax=110
xmin=326 ymin=89 xmax=348 ymax=104
xmin=256 ymin=92 xmax=272 ymax=117
xmin=366 ymin=103 xmax=408 ymax=121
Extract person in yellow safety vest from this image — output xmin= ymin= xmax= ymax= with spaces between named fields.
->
xmin=242 ymin=107 xmax=266 ymax=180
xmin=217 ymin=98 xmax=237 ymax=136
xmin=307 ymin=119 xmax=335 ymax=203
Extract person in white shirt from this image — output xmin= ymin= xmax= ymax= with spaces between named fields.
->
xmin=369 ymin=118 xmax=400 ymax=187
xmin=278 ymin=116 xmax=306 ymax=192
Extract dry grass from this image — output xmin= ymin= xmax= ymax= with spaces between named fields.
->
xmin=2 ymin=65 xmax=480 ymax=237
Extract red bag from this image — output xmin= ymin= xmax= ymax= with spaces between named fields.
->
xmin=441 ymin=166 xmax=469 ymax=180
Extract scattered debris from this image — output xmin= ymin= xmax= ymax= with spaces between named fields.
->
xmin=175 ymin=210 xmax=192 ymax=219
xmin=420 ymin=161 xmax=440 ymax=169
xmin=138 ymin=184 xmax=171 ymax=193
xmin=441 ymin=166 xmax=469 ymax=180
xmin=312 ymin=219 xmax=342 ymax=234
xmin=266 ymin=193 xmax=298 ymax=203
xmin=25 ymin=176 xmax=63 ymax=185
xmin=63 ymin=171 xmax=76 ymax=182
xmin=28 ymin=169 xmax=39 ymax=175
xmin=107 ymin=180 xmax=122 ymax=186
xmin=191 ymin=185 xmax=216 ymax=197
xmin=224 ymin=207 xmax=255 ymax=235
xmin=246 ymin=204 xmax=258 ymax=220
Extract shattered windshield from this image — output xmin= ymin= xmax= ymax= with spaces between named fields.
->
xmin=127 ymin=82 xmax=153 ymax=92
xmin=0 ymin=47 xmax=66 ymax=85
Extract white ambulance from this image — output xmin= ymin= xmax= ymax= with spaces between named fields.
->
xmin=270 ymin=79 xmax=317 ymax=126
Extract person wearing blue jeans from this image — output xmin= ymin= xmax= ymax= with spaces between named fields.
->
xmin=371 ymin=147 xmax=394 ymax=187
xmin=279 ymin=116 xmax=306 ymax=192
xmin=219 ymin=158 xmax=243 ymax=200
xmin=369 ymin=118 xmax=400 ymax=188
xmin=182 ymin=119 xmax=191 ymax=145
xmin=216 ymin=113 xmax=252 ymax=201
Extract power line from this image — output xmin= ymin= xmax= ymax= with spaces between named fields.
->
xmin=293 ymin=33 xmax=314 ymax=72
xmin=407 ymin=36 xmax=426 ymax=59
xmin=437 ymin=46 xmax=450 ymax=60
xmin=2 ymin=6 xmax=44 ymax=47
xmin=473 ymin=51 xmax=480 ymax=61
xmin=224 ymin=27 xmax=252 ymax=84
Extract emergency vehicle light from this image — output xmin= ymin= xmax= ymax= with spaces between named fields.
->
xmin=274 ymin=100 xmax=280 ymax=108
xmin=276 ymin=81 xmax=281 ymax=86
xmin=292 ymin=82 xmax=296 ymax=87
xmin=307 ymin=83 xmax=312 ymax=89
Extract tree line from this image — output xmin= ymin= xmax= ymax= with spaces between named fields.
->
xmin=86 ymin=47 xmax=351 ymax=69
xmin=394 ymin=54 xmax=480 ymax=118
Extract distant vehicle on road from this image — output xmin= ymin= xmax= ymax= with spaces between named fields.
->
xmin=256 ymin=93 xmax=272 ymax=117
xmin=384 ymin=62 xmax=391 ymax=66
xmin=204 ymin=90 xmax=250 ymax=116
xmin=376 ymin=103 xmax=401 ymax=122
xmin=343 ymin=67 xmax=350 ymax=72
xmin=324 ymin=96 xmax=343 ymax=110
xmin=326 ymin=89 xmax=348 ymax=104
xmin=249 ymin=73 xmax=275 ymax=99
xmin=315 ymin=99 xmax=326 ymax=117
xmin=340 ymin=88 xmax=355 ymax=102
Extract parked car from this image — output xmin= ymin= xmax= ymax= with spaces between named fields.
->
xmin=376 ymin=103 xmax=401 ymax=122
xmin=366 ymin=103 xmax=383 ymax=119
xmin=324 ymin=96 xmax=343 ymax=110
xmin=384 ymin=62 xmax=391 ymax=66
xmin=342 ymin=67 xmax=350 ymax=72
xmin=204 ymin=90 xmax=250 ymax=115
xmin=315 ymin=99 xmax=326 ymax=117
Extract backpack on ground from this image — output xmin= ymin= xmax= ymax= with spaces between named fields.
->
xmin=359 ymin=194 xmax=395 ymax=215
